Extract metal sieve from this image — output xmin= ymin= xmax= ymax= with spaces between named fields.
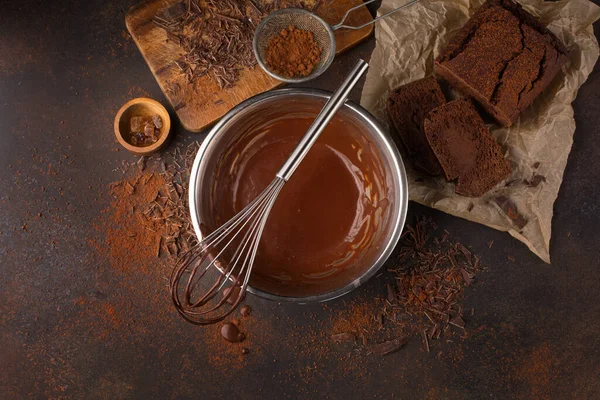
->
xmin=253 ymin=0 xmax=420 ymax=83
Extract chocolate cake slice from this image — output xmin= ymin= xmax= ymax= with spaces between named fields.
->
xmin=456 ymin=132 xmax=512 ymax=197
xmin=424 ymin=99 xmax=511 ymax=197
xmin=435 ymin=0 xmax=568 ymax=127
xmin=386 ymin=76 xmax=445 ymax=175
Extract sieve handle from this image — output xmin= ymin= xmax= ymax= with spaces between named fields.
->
xmin=276 ymin=59 xmax=369 ymax=181
xmin=332 ymin=0 xmax=420 ymax=31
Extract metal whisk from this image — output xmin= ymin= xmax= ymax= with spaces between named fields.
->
xmin=170 ymin=59 xmax=369 ymax=325
xmin=253 ymin=0 xmax=419 ymax=83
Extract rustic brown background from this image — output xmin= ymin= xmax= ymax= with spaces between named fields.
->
xmin=1 ymin=0 xmax=599 ymax=399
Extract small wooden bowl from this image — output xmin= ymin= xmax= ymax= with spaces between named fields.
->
xmin=114 ymin=98 xmax=172 ymax=155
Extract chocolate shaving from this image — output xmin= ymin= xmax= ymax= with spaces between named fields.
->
xmin=137 ymin=156 xmax=147 ymax=172
xmin=152 ymin=0 xmax=309 ymax=89
xmin=422 ymin=331 xmax=430 ymax=352
xmin=460 ymin=269 xmax=474 ymax=286
xmin=384 ymin=216 xmax=481 ymax=344
xmin=456 ymin=243 xmax=472 ymax=264
xmin=449 ymin=316 xmax=465 ymax=329
xmin=331 ymin=332 xmax=355 ymax=343
xmin=132 ymin=142 xmax=203 ymax=260
xmin=493 ymin=196 xmax=528 ymax=229
xmin=386 ymin=283 xmax=397 ymax=303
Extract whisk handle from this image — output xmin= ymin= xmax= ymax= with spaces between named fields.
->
xmin=276 ymin=59 xmax=369 ymax=181
xmin=332 ymin=0 xmax=420 ymax=31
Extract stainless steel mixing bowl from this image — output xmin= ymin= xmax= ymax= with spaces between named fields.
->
xmin=188 ymin=88 xmax=408 ymax=303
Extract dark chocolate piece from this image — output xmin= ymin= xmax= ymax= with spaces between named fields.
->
xmin=493 ymin=195 xmax=528 ymax=229
xmin=370 ymin=337 xmax=409 ymax=356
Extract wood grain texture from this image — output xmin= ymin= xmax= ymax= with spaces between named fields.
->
xmin=126 ymin=0 xmax=374 ymax=132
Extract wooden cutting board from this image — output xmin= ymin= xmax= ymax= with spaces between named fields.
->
xmin=126 ymin=0 xmax=374 ymax=132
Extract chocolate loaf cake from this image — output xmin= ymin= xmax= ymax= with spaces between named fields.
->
xmin=386 ymin=76 xmax=445 ymax=175
xmin=424 ymin=99 xmax=511 ymax=197
xmin=435 ymin=0 xmax=568 ymax=127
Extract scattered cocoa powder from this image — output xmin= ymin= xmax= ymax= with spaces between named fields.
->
xmin=196 ymin=310 xmax=273 ymax=371
xmin=328 ymin=298 xmax=383 ymax=344
xmin=265 ymin=25 xmax=322 ymax=78
xmin=86 ymin=144 xmax=483 ymax=378
xmin=81 ymin=144 xmax=203 ymax=348
xmin=517 ymin=343 xmax=557 ymax=400
xmin=90 ymin=171 xmax=167 ymax=274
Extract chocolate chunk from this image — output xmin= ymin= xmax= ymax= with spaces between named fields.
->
xmin=130 ymin=116 xmax=148 ymax=132
xmin=153 ymin=115 xmax=163 ymax=129
xmin=144 ymin=123 xmax=155 ymax=137
xmin=370 ymin=337 xmax=409 ymax=356
xmin=130 ymin=132 xmax=145 ymax=146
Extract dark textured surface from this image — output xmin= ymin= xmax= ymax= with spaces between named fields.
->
xmin=1 ymin=1 xmax=599 ymax=399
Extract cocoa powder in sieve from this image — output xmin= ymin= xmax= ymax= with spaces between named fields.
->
xmin=264 ymin=25 xmax=322 ymax=78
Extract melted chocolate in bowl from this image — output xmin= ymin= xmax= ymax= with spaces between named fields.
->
xmin=196 ymin=92 xmax=404 ymax=299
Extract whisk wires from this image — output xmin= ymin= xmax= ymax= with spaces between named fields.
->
xmin=170 ymin=178 xmax=285 ymax=325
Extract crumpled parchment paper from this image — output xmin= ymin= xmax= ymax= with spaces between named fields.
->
xmin=360 ymin=0 xmax=600 ymax=263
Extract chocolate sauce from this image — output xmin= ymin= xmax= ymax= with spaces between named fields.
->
xmin=220 ymin=322 xmax=245 ymax=343
xmin=222 ymin=286 xmax=244 ymax=305
xmin=240 ymin=305 xmax=251 ymax=317
xmin=208 ymin=102 xmax=391 ymax=297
